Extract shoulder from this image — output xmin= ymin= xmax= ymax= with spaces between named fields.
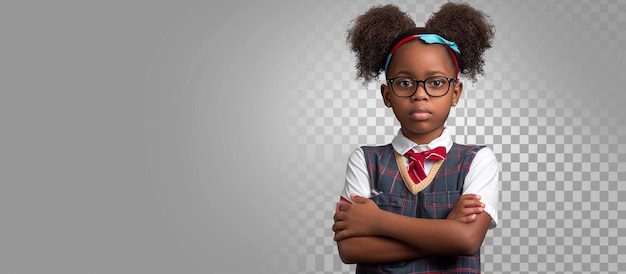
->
xmin=360 ymin=143 xmax=393 ymax=150
xmin=452 ymin=143 xmax=486 ymax=152
xmin=360 ymin=144 xmax=394 ymax=156
xmin=465 ymin=145 xmax=499 ymax=179
xmin=473 ymin=146 xmax=498 ymax=165
xmin=452 ymin=143 xmax=496 ymax=160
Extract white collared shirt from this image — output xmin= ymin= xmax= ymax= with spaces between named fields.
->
xmin=340 ymin=128 xmax=499 ymax=228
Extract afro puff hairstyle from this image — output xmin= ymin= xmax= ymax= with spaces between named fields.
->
xmin=346 ymin=2 xmax=495 ymax=83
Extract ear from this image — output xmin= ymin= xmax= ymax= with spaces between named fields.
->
xmin=450 ymin=80 xmax=463 ymax=106
xmin=381 ymin=84 xmax=392 ymax=108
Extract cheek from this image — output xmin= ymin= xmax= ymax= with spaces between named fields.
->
xmin=434 ymin=99 xmax=454 ymax=116
xmin=443 ymin=94 xmax=456 ymax=105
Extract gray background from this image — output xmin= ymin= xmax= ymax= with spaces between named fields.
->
xmin=2 ymin=0 xmax=625 ymax=273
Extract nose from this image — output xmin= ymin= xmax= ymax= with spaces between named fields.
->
xmin=412 ymin=82 xmax=429 ymax=101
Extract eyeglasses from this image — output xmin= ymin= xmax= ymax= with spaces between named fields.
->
xmin=387 ymin=76 xmax=456 ymax=98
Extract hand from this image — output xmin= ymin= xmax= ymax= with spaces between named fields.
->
xmin=332 ymin=194 xmax=385 ymax=241
xmin=446 ymin=194 xmax=485 ymax=223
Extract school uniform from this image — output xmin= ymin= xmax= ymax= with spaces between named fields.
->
xmin=339 ymin=128 xmax=499 ymax=273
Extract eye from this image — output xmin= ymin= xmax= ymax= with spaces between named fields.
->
xmin=395 ymin=78 xmax=415 ymax=88
xmin=426 ymin=77 xmax=448 ymax=88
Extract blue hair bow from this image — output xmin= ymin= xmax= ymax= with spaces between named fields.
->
xmin=418 ymin=34 xmax=460 ymax=55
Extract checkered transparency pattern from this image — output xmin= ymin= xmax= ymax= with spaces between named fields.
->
xmin=282 ymin=1 xmax=626 ymax=273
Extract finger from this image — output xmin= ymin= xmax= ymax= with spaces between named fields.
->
xmin=349 ymin=194 xmax=367 ymax=204
xmin=332 ymin=220 xmax=346 ymax=232
xmin=333 ymin=229 xmax=342 ymax=238
xmin=449 ymin=207 xmax=483 ymax=221
xmin=334 ymin=229 xmax=349 ymax=241
xmin=459 ymin=206 xmax=484 ymax=216
xmin=334 ymin=211 xmax=346 ymax=222
xmin=453 ymin=197 xmax=475 ymax=208
xmin=465 ymin=201 xmax=485 ymax=209
xmin=460 ymin=194 xmax=482 ymax=202
xmin=457 ymin=199 xmax=484 ymax=209
xmin=459 ymin=194 xmax=479 ymax=200
xmin=338 ymin=203 xmax=351 ymax=212
xmin=457 ymin=214 xmax=477 ymax=223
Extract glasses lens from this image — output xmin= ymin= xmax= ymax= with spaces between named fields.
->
xmin=391 ymin=77 xmax=416 ymax=97
xmin=424 ymin=76 xmax=451 ymax=97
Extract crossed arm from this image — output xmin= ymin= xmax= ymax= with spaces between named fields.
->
xmin=332 ymin=194 xmax=491 ymax=264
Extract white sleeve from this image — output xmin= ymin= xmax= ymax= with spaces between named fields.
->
xmin=462 ymin=146 xmax=500 ymax=229
xmin=340 ymin=147 xmax=372 ymax=203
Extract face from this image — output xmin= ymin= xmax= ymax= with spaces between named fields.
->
xmin=382 ymin=41 xmax=463 ymax=145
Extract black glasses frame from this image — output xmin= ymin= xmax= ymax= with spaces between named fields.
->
xmin=386 ymin=76 xmax=457 ymax=98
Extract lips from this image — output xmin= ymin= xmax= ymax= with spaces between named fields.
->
xmin=409 ymin=107 xmax=432 ymax=121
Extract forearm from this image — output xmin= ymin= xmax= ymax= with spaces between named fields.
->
xmin=337 ymin=236 xmax=427 ymax=264
xmin=377 ymin=212 xmax=491 ymax=256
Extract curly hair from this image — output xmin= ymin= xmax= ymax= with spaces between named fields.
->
xmin=347 ymin=2 xmax=495 ymax=83
xmin=346 ymin=4 xmax=416 ymax=83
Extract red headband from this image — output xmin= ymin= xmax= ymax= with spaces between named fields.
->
xmin=384 ymin=34 xmax=460 ymax=77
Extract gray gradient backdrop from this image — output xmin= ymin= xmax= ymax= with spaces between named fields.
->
xmin=2 ymin=0 xmax=625 ymax=273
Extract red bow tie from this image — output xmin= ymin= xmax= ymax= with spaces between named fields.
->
xmin=404 ymin=146 xmax=446 ymax=184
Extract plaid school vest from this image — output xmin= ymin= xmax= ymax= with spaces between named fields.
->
xmin=356 ymin=143 xmax=485 ymax=274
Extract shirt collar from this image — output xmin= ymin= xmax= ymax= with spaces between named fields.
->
xmin=392 ymin=128 xmax=453 ymax=155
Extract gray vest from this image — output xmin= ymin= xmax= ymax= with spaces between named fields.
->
xmin=356 ymin=143 xmax=484 ymax=273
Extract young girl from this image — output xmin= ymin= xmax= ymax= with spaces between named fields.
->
xmin=333 ymin=3 xmax=498 ymax=273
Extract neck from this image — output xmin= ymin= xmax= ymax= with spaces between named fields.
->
xmin=401 ymin=127 xmax=444 ymax=145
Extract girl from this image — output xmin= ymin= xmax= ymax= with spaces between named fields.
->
xmin=333 ymin=3 xmax=499 ymax=273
